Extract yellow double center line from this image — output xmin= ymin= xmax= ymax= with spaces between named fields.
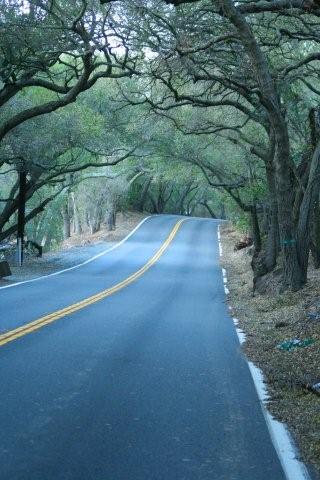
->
xmin=0 ymin=219 xmax=185 ymax=348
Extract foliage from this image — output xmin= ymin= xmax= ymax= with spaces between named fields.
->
xmin=1 ymin=0 xmax=320 ymax=291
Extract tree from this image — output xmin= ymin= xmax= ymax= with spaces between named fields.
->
xmin=0 ymin=0 xmax=139 ymax=154
xmin=118 ymin=0 xmax=320 ymax=290
xmin=0 ymin=78 xmax=145 ymax=242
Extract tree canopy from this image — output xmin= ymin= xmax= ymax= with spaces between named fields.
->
xmin=2 ymin=0 xmax=320 ymax=291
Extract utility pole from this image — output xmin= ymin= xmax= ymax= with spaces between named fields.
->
xmin=17 ymin=168 xmax=27 ymax=267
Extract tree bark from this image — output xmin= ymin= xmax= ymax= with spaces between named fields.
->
xmin=200 ymin=201 xmax=217 ymax=218
xmin=309 ymin=112 xmax=320 ymax=273
xmin=70 ymin=192 xmax=82 ymax=235
xmin=296 ymin=140 xmax=320 ymax=282
xmin=310 ymin=196 xmax=320 ymax=268
xmin=61 ymin=200 xmax=71 ymax=240
xmin=219 ymin=0 xmax=303 ymax=290
xmin=220 ymin=203 xmax=226 ymax=220
xmin=138 ymin=177 xmax=152 ymax=212
xmin=107 ymin=210 xmax=116 ymax=231
xmin=0 ymin=188 xmax=64 ymax=242
xmin=89 ymin=205 xmax=102 ymax=234
xmin=264 ymin=164 xmax=280 ymax=271
xmin=250 ymin=204 xmax=261 ymax=253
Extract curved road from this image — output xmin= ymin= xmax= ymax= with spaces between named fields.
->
xmin=0 ymin=215 xmax=291 ymax=479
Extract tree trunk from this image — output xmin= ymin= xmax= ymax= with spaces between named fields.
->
xmin=179 ymin=195 xmax=186 ymax=215
xmin=107 ymin=210 xmax=116 ymax=231
xmin=138 ymin=177 xmax=152 ymax=212
xmin=61 ymin=201 xmax=71 ymax=239
xmin=157 ymin=190 xmax=165 ymax=214
xmin=250 ymin=205 xmax=261 ymax=252
xmin=296 ymin=140 xmax=320 ymax=282
xmin=220 ymin=203 xmax=226 ymax=220
xmin=201 ymin=201 xmax=217 ymax=219
xmin=264 ymin=165 xmax=280 ymax=271
xmin=178 ymin=183 xmax=195 ymax=215
xmin=310 ymin=196 xmax=320 ymax=268
xmin=0 ymin=172 xmax=41 ymax=234
xmin=220 ymin=0 xmax=304 ymax=290
xmin=70 ymin=192 xmax=82 ymax=235
xmin=307 ymin=109 xmax=320 ymax=269
xmin=89 ymin=205 xmax=102 ymax=234
xmin=85 ymin=211 xmax=90 ymax=229
xmin=250 ymin=205 xmax=268 ymax=293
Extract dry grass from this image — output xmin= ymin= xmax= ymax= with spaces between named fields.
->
xmin=221 ymin=224 xmax=320 ymax=472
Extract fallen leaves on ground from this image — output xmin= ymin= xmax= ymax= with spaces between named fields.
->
xmin=221 ymin=224 xmax=320 ymax=473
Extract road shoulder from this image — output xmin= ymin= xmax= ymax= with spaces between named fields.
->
xmin=0 ymin=212 xmax=148 ymax=286
xmin=220 ymin=223 xmax=320 ymax=479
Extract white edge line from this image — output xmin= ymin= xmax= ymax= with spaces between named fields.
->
xmin=222 ymin=268 xmax=229 ymax=293
xmin=0 ymin=216 xmax=152 ymax=291
xmin=225 ymin=278 xmax=310 ymax=478
xmin=232 ymin=317 xmax=311 ymax=480
xmin=222 ymin=268 xmax=227 ymax=284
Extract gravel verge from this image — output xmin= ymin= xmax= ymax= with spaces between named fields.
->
xmin=0 ymin=212 xmax=147 ymax=286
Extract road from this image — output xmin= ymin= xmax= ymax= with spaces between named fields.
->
xmin=0 ymin=215 xmax=290 ymax=479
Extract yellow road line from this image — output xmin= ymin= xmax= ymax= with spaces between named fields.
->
xmin=0 ymin=219 xmax=185 ymax=348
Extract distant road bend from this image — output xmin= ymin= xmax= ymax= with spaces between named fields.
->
xmin=0 ymin=215 xmax=296 ymax=479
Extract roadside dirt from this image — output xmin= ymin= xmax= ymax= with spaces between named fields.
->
xmin=220 ymin=223 xmax=320 ymax=475
xmin=0 ymin=212 xmax=147 ymax=285
xmin=60 ymin=211 xmax=147 ymax=248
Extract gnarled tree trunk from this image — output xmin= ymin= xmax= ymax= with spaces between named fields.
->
xmin=311 ymin=196 xmax=320 ymax=268
xmin=264 ymin=164 xmax=280 ymax=272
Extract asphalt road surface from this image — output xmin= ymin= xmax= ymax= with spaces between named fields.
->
xmin=0 ymin=215 xmax=290 ymax=480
